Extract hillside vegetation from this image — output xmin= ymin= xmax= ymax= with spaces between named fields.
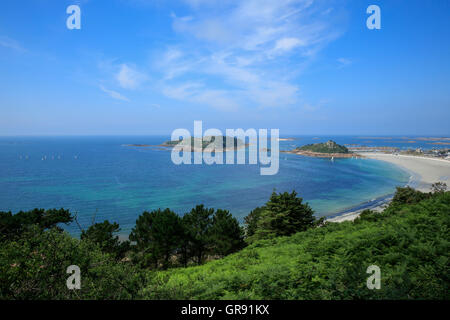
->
xmin=0 ymin=187 xmax=449 ymax=299
xmin=143 ymin=190 xmax=449 ymax=299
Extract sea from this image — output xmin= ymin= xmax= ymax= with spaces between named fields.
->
xmin=1 ymin=135 xmax=445 ymax=236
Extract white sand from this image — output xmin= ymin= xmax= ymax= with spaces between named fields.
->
xmin=326 ymin=204 xmax=386 ymax=223
xmin=327 ymin=153 xmax=450 ymax=223
xmin=360 ymin=153 xmax=450 ymax=192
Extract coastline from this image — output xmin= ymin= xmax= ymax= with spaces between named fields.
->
xmin=282 ymin=150 xmax=361 ymax=158
xmin=124 ymin=143 xmax=249 ymax=152
xmin=327 ymin=152 xmax=450 ymax=223
xmin=359 ymin=152 xmax=450 ymax=192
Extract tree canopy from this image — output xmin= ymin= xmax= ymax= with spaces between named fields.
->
xmin=81 ymin=220 xmax=129 ymax=260
xmin=129 ymin=208 xmax=183 ymax=269
xmin=1 ymin=186 xmax=448 ymax=300
xmin=248 ymin=191 xmax=316 ymax=242
xmin=0 ymin=208 xmax=72 ymax=241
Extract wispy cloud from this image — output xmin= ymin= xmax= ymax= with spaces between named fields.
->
xmin=272 ymin=37 xmax=305 ymax=53
xmin=99 ymin=85 xmax=129 ymax=101
xmin=115 ymin=64 xmax=147 ymax=89
xmin=0 ymin=36 xmax=25 ymax=52
xmin=162 ymin=81 xmax=240 ymax=111
xmin=153 ymin=0 xmax=346 ymax=110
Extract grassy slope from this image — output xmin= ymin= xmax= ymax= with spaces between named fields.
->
xmin=143 ymin=192 xmax=449 ymax=300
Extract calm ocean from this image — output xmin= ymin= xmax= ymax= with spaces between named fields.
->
xmin=0 ymin=135 xmax=419 ymax=235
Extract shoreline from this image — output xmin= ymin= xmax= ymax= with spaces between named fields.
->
xmin=326 ymin=195 xmax=392 ymax=223
xmin=281 ymin=150 xmax=361 ymax=158
xmin=124 ymin=143 xmax=249 ymax=152
xmin=327 ymin=152 xmax=450 ymax=223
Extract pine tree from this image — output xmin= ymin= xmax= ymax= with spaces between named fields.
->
xmin=252 ymin=191 xmax=316 ymax=241
xmin=182 ymin=205 xmax=214 ymax=265
xmin=209 ymin=209 xmax=245 ymax=257
xmin=81 ymin=220 xmax=129 ymax=260
xmin=244 ymin=206 xmax=264 ymax=239
xmin=129 ymin=208 xmax=183 ymax=269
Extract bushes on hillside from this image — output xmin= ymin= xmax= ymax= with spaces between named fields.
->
xmin=0 ymin=226 xmax=144 ymax=299
xmin=1 ymin=186 xmax=449 ymax=299
xmin=391 ymin=186 xmax=431 ymax=205
xmin=143 ymin=191 xmax=450 ymax=300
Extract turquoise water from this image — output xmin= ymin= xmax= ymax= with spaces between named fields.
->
xmin=0 ymin=136 xmax=411 ymax=235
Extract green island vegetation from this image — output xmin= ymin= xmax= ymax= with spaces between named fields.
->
xmin=0 ymin=184 xmax=449 ymax=299
xmin=161 ymin=136 xmax=244 ymax=150
xmin=296 ymin=140 xmax=350 ymax=154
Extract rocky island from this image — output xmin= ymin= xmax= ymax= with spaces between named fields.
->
xmin=123 ymin=136 xmax=249 ymax=152
xmin=161 ymin=136 xmax=248 ymax=152
xmin=284 ymin=140 xmax=361 ymax=158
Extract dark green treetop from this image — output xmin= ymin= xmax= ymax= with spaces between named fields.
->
xmin=249 ymin=191 xmax=316 ymax=242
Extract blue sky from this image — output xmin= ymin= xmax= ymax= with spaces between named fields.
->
xmin=1 ymin=0 xmax=449 ymax=135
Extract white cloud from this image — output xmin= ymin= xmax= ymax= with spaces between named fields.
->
xmin=154 ymin=0 xmax=346 ymax=110
xmin=192 ymin=90 xmax=240 ymax=111
xmin=99 ymin=85 xmax=129 ymax=101
xmin=162 ymin=82 xmax=239 ymax=111
xmin=162 ymin=82 xmax=204 ymax=100
xmin=273 ymin=37 xmax=304 ymax=52
xmin=115 ymin=64 xmax=147 ymax=89
xmin=0 ymin=36 xmax=25 ymax=52
xmin=172 ymin=0 xmax=338 ymax=53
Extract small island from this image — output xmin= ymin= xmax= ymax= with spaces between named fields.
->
xmin=161 ymin=136 xmax=248 ymax=152
xmin=284 ymin=140 xmax=361 ymax=158
xmin=125 ymin=136 xmax=247 ymax=152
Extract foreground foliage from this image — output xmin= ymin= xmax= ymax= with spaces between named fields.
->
xmin=0 ymin=226 xmax=144 ymax=299
xmin=0 ymin=188 xmax=448 ymax=299
xmin=143 ymin=191 xmax=449 ymax=299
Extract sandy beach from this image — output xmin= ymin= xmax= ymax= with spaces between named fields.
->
xmin=328 ymin=152 xmax=450 ymax=222
xmin=360 ymin=153 xmax=450 ymax=192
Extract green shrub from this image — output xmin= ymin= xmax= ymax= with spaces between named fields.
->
xmin=0 ymin=227 xmax=144 ymax=299
xmin=142 ymin=192 xmax=450 ymax=300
